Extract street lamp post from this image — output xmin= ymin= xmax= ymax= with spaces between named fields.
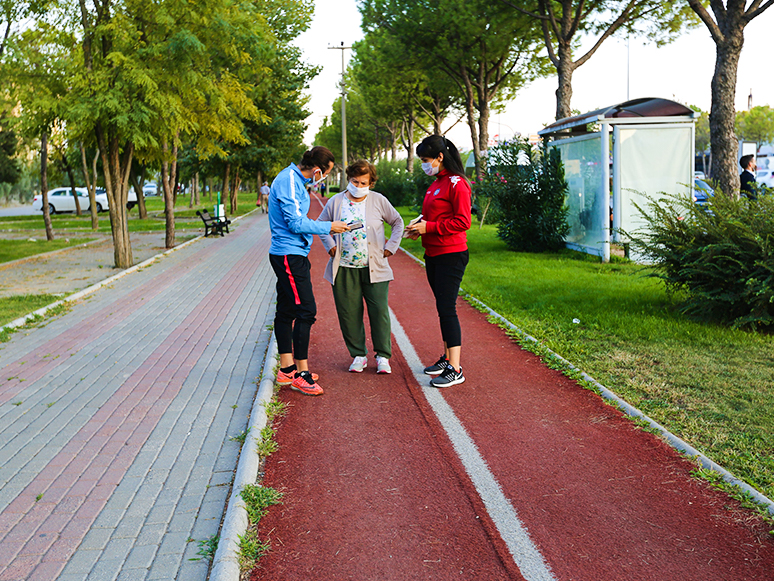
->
xmin=329 ymin=42 xmax=351 ymax=190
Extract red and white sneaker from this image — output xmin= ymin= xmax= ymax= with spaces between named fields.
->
xmin=290 ymin=371 xmax=324 ymax=396
xmin=276 ymin=369 xmax=318 ymax=386
xmin=348 ymin=356 xmax=368 ymax=373
xmin=376 ymin=356 xmax=391 ymax=374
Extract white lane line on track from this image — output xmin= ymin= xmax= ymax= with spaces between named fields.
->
xmin=390 ymin=308 xmax=556 ymax=581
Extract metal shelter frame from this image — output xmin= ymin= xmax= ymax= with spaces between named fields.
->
xmin=538 ymin=98 xmax=697 ymax=262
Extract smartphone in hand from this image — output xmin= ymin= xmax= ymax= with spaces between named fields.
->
xmin=348 ymin=220 xmax=364 ymax=230
xmin=402 ymin=214 xmax=422 ymax=238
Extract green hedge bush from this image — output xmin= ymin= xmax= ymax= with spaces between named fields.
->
xmin=478 ymin=139 xmax=569 ymax=252
xmin=626 ymin=190 xmax=774 ymax=329
xmin=373 ymin=159 xmax=432 ymax=209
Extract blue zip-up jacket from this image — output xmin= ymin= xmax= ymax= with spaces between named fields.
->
xmin=268 ymin=163 xmax=332 ymax=256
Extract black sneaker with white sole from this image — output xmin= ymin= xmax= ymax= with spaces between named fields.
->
xmin=429 ymin=365 xmax=465 ymax=388
xmin=424 ymin=355 xmax=449 ymax=376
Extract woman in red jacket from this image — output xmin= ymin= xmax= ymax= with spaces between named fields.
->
xmin=405 ymin=135 xmax=472 ymax=388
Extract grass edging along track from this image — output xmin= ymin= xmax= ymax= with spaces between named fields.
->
xmin=398 ymin=247 xmax=774 ymax=518
xmin=209 ymin=335 xmax=278 ymax=581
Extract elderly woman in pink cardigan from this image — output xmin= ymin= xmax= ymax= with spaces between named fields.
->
xmin=318 ymin=160 xmax=404 ymax=374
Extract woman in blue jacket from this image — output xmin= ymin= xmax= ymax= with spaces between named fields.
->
xmin=269 ymin=146 xmax=349 ymax=396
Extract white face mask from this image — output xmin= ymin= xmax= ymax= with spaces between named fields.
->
xmin=347 ymin=182 xmax=369 ymax=198
xmin=422 ymin=160 xmax=440 ymax=176
xmin=311 ymin=168 xmax=326 ymax=186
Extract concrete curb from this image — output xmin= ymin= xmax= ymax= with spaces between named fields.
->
xmin=209 ymin=335 xmax=278 ymax=581
xmin=398 ymin=247 xmax=774 ymax=516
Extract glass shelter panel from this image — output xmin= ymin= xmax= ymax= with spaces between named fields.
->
xmin=553 ymin=135 xmax=606 ymax=256
xmin=618 ymin=125 xmax=693 ymax=234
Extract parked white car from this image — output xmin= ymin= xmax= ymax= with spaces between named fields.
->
xmin=142 ymin=183 xmax=158 ymax=196
xmin=32 ymin=187 xmax=111 ymax=214
xmin=756 ymin=168 xmax=774 ymax=188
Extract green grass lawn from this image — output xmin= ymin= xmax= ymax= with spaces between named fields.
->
xmin=0 ymin=237 xmax=97 ymax=264
xmin=0 ymin=294 xmax=65 ymax=340
xmin=396 ymin=207 xmax=774 ymax=505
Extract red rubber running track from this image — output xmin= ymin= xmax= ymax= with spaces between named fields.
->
xmin=251 ymin=195 xmax=774 ymax=581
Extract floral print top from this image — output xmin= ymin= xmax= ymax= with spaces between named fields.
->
xmin=339 ymin=196 xmax=368 ymax=268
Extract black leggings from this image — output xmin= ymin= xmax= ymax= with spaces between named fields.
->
xmin=270 ymin=254 xmax=317 ymax=360
xmin=424 ymin=250 xmax=469 ymax=348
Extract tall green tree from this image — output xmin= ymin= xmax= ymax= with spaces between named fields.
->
xmin=5 ymin=23 xmax=74 ymax=240
xmin=361 ymin=0 xmax=548 ymax=176
xmin=497 ymin=0 xmax=699 ymax=121
xmin=316 ymin=92 xmax=384 ymax=162
xmin=692 ymin=105 xmax=711 ymax=176
xmin=0 ymin=114 xmax=20 ymax=184
xmin=686 ymin=0 xmax=774 ymax=197
xmin=736 ymin=105 xmax=774 ymax=149
xmin=351 ymin=29 xmax=456 ymax=170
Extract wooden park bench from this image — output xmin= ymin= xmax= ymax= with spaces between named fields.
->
xmin=196 ymin=209 xmax=231 ymax=237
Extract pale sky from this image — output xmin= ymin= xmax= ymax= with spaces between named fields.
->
xmin=294 ymin=0 xmax=774 ymax=151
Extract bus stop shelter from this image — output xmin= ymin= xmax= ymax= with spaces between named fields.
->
xmin=538 ymin=98 xmax=697 ymax=262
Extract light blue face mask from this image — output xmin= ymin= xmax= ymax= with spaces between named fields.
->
xmin=422 ymin=161 xmax=440 ymax=176
xmin=347 ymin=182 xmax=369 ymax=198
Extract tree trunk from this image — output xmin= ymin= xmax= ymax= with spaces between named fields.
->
xmin=404 ymin=117 xmax=416 ymax=172
xmin=475 ymin=59 xmax=491 ymax=160
xmin=230 ymin=166 xmax=240 ymax=215
xmin=41 ymin=130 xmax=54 ymax=241
xmin=56 ymin=147 xmax=83 ymax=216
xmin=709 ymin=37 xmax=743 ymax=197
xmin=97 ymin=124 xmax=134 ymax=269
xmin=555 ymin=43 xmax=576 ymax=121
xmin=208 ymin=177 xmax=214 ymax=202
xmin=129 ymin=165 xmax=148 ymax=219
xmin=459 ymin=65 xmax=481 ymax=178
xmin=80 ymin=143 xmax=99 ymax=231
xmin=221 ymin=163 xmax=231 ymax=210
xmin=161 ymin=138 xmax=176 ymax=249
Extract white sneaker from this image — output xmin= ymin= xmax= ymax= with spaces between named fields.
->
xmin=349 ymin=356 xmax=368 ymax=373
xmin=376 ymin=356 xmax=391 ymax=374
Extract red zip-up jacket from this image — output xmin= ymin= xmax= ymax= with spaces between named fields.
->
xmin=421 ymin=169 xmax=472 ymax=257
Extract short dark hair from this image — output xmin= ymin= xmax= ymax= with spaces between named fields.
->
xmin=740 ymin=154 xmax=755 ymax=170
xmin=345 ymin=159 xmax=377 ymax=185
xmin=300 ymin=146 xmax=335 ymax=172
xmin=416 ymin=135 xmax=467 ymax=178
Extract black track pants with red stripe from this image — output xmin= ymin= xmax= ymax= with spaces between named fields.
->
xmin=269 ymin=254 xmax=317 ymax=361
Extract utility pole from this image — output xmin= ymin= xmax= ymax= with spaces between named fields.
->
xmin=329 ymin=42 xmax=351 ymax=189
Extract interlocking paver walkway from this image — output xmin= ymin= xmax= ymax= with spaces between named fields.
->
xmin=0 ymin=211 xmax=274 ymax=581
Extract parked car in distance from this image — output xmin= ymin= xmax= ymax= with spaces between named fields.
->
xmin=91 ymin=187 xmax=139 ymax=211
xmin=142 ymin=183 xmax=158 ymax=196
xmin=32 ymin=187 xmax=91 ymax=214
xmin=694 ymin=171 xmax=706 ymax=179
xmin=693 ymin=178 xmax=714 ymax=207
xmin=756 ymin=168 xmax=774 ymax=189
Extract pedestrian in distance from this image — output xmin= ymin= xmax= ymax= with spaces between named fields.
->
xmin=405 ymin=134 xmax=472 ymax=388
xmin=259 ymin=181 xmax=270 ymax=213
xmin=268 ymin=146 xmax=350 ymax=396
xmin=739 ymin=154 xmax=758 ymax=200
xmin=318 ymin=160 xmax=404 ymax=375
